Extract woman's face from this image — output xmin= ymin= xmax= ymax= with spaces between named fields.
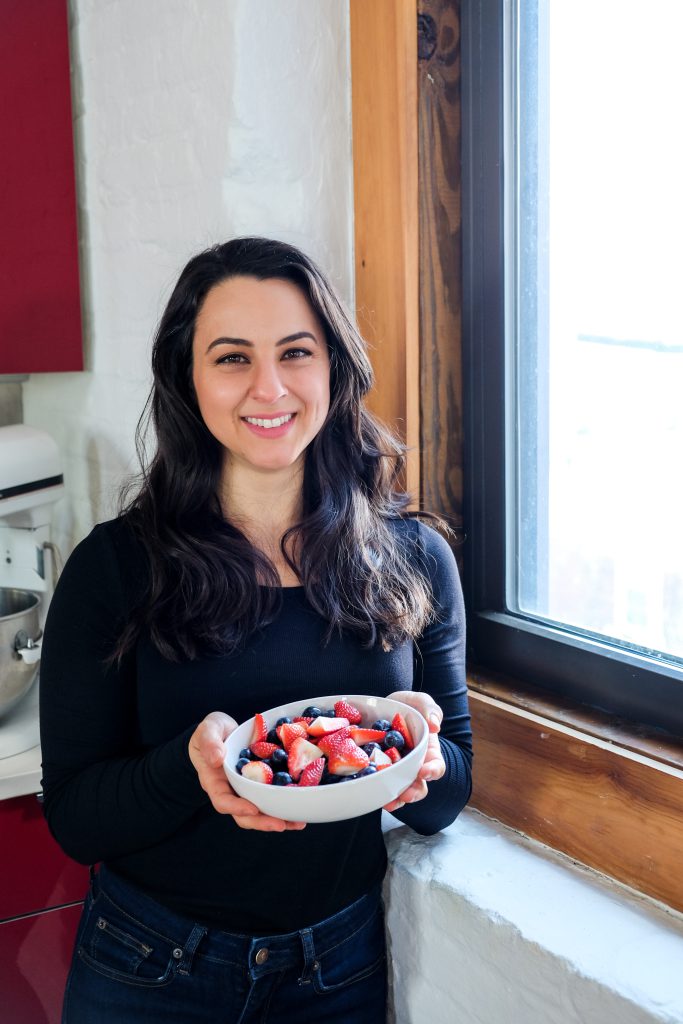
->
xmin=192 ymin=275 xmax=331 ymax=477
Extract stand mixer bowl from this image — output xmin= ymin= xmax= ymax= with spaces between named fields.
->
xmin=0 ymin=589 xmax=42 ymax=717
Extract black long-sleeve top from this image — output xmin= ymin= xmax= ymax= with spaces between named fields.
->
xmin=39 ymin=516 xmax=472 ymax=933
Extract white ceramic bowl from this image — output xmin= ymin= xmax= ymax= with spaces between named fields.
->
xmin=223 ymin=694 xmax=429 ymax=824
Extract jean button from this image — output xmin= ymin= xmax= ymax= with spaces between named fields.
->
xmin=255 ymin=947 xmax=269 ymax=965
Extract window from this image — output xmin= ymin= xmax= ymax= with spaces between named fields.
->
xmin=460 ymin=0 xmax=683 ymax=735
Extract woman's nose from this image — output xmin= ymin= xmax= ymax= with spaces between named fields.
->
xmin=249 ymin=359 xmax=287 ymax=403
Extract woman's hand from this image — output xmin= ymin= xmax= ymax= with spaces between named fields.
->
xmin=382 ymin=691 xmax=446 ymax=813
xmin=188 ymin=712 xmax=306 ymax=832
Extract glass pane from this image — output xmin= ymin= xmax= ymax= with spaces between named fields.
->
xmin=513 ymin=0 xmax=683 ymax=662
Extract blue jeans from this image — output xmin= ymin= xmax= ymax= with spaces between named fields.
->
xmin=63 ymin=866 xmax=387 ymax=1023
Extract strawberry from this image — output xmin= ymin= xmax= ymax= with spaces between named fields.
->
xmin=287 ymin=737 xmax=324 ymax=782
xmin=317 ymin=727 xmax=352 ymax=757
xmin=348 ymin=728 xmax=386 ymax=746
xmin=384 ymin=746 xmax=401 ymax=763
xmin=334 ymin=700 xmax=362 ymax=724
xmin=250 ymin=741 xmax=280 ymax=760
xmin=369 ymin=746 xmax=392 ymax=767
xmin=277 ymin=722 xmax=308 ymax=750
xmin=240 ymin=761 xmax=273 ymax=784
xmin=252 ymin=713 xmax=268 ymax=744
xmin=391 ymin=712 xmax=414 ymax=751
xmin=307 ymin=716 xmax=350 ymax=737
xmin=293 ymin=716 xmax=314 ymax=725
xmin=298 ymin=757 xmax=326 ymax=787
xmin=327 ymin=739 xmax=370 ymax=776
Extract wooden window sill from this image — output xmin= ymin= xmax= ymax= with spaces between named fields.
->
xmin=467 ymin=671 xmax=683 ymax=914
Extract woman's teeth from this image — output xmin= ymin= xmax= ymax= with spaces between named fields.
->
xmin=244 ymin=414 xmax=294 ymax=429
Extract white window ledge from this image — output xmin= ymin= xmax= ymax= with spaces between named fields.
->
xmin=382 ymin=809 xmax=683 ymax=1024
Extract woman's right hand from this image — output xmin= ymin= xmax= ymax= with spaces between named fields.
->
xmin=189 ymin=712 xmax=306 ymax=832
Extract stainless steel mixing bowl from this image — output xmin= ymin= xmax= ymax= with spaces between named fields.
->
xmin=0 ymin=589 xmax=42 ymax=717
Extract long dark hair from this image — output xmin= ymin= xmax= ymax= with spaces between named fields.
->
xmin=116 ymin=237 xmax=436 ymax=661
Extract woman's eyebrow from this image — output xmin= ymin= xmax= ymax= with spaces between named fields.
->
xmin=205 ymin=331 xmax=318 ymax=355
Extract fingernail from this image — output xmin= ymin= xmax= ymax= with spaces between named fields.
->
xmin=429 ymin=713 xmax=441 ymax=729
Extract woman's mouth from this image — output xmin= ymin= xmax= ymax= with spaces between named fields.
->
xmin=241 ymin=413 xmax=297 ymax=437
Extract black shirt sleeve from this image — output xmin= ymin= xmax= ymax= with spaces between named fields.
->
xmin=388 ymin=520 xmax=473 ymax=835
xmin=39 ymin=523 xmax=208 ymax=864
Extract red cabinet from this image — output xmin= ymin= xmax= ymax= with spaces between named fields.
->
xmin=0 ymin=794 xmax=88 ymax=1023
xmin=0 ymin=904 xmax=84 ymax=1024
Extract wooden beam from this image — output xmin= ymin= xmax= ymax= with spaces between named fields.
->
xmin=350 ymin=0 xmax=420 ymax=501
xmin=417 ymin=0 xmax=464 ymax=534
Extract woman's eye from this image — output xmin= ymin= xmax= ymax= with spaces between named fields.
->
xmin=282 ymin=347 xmax=312 ymax=360
xmin=216 ymin=352 xmax=248 ymax=365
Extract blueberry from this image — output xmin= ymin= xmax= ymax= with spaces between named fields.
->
xmin=270 ymin=748 xmax=289 ymax=769
xmin=276 ymin=716 xmax=292 ymax=727
xmin=235 ymin=757 xmax=250 ymax=772
xmin=362 ymin=742 xmax=381 ymax=756
xmin=383 ymin=730 xmax=405 ymax=751
xmin=303 ymin=706 xmax=323 ymax=719
xmin=321 ymin=708 xmax=337 ymax=718
xmin=266 ymin=728 xmax=280 ymax=744
xmin=238 ymin=747 xmax=252 ymax=760
xmin=358 ymin=765 xmax=378 ymax=776
xmin=372 ymin=719 xmax=392 ymax=732
xmin=273 ymin=772 xmax=293 ymax=786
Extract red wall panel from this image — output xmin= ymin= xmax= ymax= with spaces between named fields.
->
xmin=0 ymin=0 xmax=83 ymax=374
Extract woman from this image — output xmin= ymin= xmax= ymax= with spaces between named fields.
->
xmin=40 ymin=237 xmax=473 ymax=1023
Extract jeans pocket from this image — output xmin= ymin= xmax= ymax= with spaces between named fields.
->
xmin=77 ymin=895 xmax=176 ymax=988
xmin=312 ymin=905 xmax=387 ymax=995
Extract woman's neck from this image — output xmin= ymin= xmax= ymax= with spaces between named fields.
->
xmin=219 ymin=459 xmax=304 ymax=583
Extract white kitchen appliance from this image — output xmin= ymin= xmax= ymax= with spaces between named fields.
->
xmin=0 ymin=424 xmax=64 ymax=759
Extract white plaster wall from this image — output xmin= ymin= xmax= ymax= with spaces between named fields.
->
xmin=22 ymin=0 xmax=353 ymax=556
xmin=383 ymin=811 xmax=683 ymax=1024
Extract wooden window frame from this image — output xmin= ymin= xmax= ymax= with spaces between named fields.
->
xmin=350 ymin=0 xmax=683 ymax=914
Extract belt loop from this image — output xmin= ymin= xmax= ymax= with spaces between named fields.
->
xmin=88 ymin=864 xmax=99 ymax=898
xmin=176 ymin=924 xmax=207 ymax=976
xmin=297 ymin=927 xmax=317 ymax=986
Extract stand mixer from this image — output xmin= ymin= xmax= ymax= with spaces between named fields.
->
xmin=0 ymin=424 xmax=64 ymax=759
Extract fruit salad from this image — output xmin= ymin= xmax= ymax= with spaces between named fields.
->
xmin=234 ymin=699 xmax=414 ymax=788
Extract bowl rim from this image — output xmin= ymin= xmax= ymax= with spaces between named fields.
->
xmin=224 ymin=693 xmax=428 ymax=794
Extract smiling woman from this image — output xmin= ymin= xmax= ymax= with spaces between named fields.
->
xmin=38 ymin=237 xmax=473 ymax=1024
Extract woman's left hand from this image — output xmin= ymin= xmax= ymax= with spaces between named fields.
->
xmin=382 ymin=691 xmax=446 ymax=814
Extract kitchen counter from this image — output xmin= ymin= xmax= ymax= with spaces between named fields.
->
xmin=0 ymin=681 xmax=42 ymax=800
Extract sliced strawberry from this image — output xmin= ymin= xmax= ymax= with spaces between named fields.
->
xmin=298 ymin=757 xmax=326 ymax=787
xmin=391 ymin=712 xmax=414 ymax=751
xmin=327 ymin=739 xmax=370 ymax=776
xmin=252 ymin=713 xmax=268 ymax=744
xmin=307 ymin=716 xmax=350 ymax=737
xmin=369 ymin=746 xmax=392 ymax=767
xmin=375 ymin=763 xmax=391 ymax=771
xmin=240 ymin=761 xmax=273 ymax=784
xmin=334 ymin=700 xmax=362 ymax=724
xmin=384 ymin=746 xmax=401 ymax=763
xmin=317 ymin=727 xmax=352 ymax=757
xmin=287 ymin=737 xmax=324 ymax=782
xmin=277 ymin=722 xmax=308 ymax=750
xmin=293 ymin=716 xmax=314 ymax=725
xmin=349 ymin=728 xmax=386 ymax=746
xmin=250 ymin=741 xmax=280 ymax=760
